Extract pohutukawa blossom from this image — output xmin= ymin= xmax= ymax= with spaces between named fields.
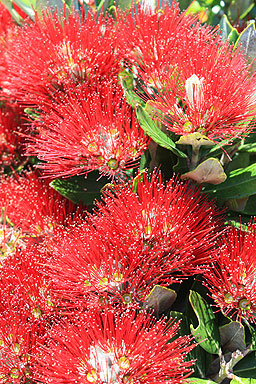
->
xmin=2 ymin=9 xmax=122 ymax=107
xmin=0 ymin=244 xmax=58 ymax=324
xmin=46 ymin=218 xmax=185 ymax=310
xmin=119 ymin=3 xmax=256 ymax=141
xmin=0 ymin=307 xmax=45 ymax=383
xmin=92 ymin=172 xmax=224 ymax=275
xmin=0 ymin=2 xmax=14 ymax=39
xmin=36 ymin=306 xmax=196 ymax=383
xmin=204 ymin=223 xmax=256 ymax=323
xmin=135 ymin=33 xmax=256 ymax=141
xmin=0 ymin=171 xmax=80 ymax=238
xmin=0 ymin=221 xmax=24 ymax=266
xmin=27 ymin=83 xmax=149 ymax=179
xmin=117 ymin=3 xmax=216 ymax=90
xmin=0 ymin=104 xmax=27 ymax=167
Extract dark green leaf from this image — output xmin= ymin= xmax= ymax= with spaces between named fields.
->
xmin=136 ymin=107 xmax=186 ymax=158
xmin=50 ymin=172 xmax=109 ymax=206
xmin=233 ymin=352 xmax=256 ymax=378
xmin=169 ymin=311 xmax=212 ymax=378
xmin=239 ymin=143 xmax=256 ymax=153
xmin=204 ymin=164 xmax=256 ymax=200
xmin=189 ymin=290 xmax=221 ymax=355
xmin=247 ymin=324 xmax=256 ymax=351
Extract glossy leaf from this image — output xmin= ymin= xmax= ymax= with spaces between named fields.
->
xmin=189 ymin=290 xmax=221 ymax=355
xmin=231 ymin=379 xmax=256 ymax=384
xmin=233 ymin=352 xmax=256 ymax=378
xmin=169 ymin=311 xmax=212 ymax=378
xmin=204 ymin=164 xmax=256 ymax=200
xmin=235 ymin=22 xmax=256 ymax=73
xmin=136 ymin=107 xmax=186 ymax=158
xmin=50 ymin=172 xmax=109 ymax=206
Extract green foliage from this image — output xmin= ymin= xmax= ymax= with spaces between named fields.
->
xmin=50 ymin=172 xmax=110 ymax=206
xmin=136 ymin=107 xmax=187 ymax=158
xmin=189 ymin=291 xmax=221 ymax=355
xmin=233 ymin=352 xmax=256 ymax=378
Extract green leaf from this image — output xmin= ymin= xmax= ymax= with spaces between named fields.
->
xmin=50 ymin=172 xmax=109 ymax=206
xmin=169 ymin=311 xmax=212 ymax=378
xmin=233 ymin=352 xmax=256 ymax=378
xmin=219 ymin=321 xmax=246 ymax=354
xmin=143 ymin=285 xmax=177 ymax=316
xmin=235 ymin=22 xmax=256 ymax=73
xmin=229 ymin=0 xmax=254 ymax=21
xmin=204 ymin=164 xmax=256 ymax=200
xmin=239 ymin=143 xmax=256 ymax=153
xmin=136 ymin=107 xmax=186 ymax=158
xmin=189 ymin=290 xmax=221 ymax=355
xmin=187 ymin=379 xmax=216 ymax=384
xmin=219 ymin=14 xmax=233 ymax=41
xmin=231 ymin=378 xmax=256 ymax=384
xmin=229 ymin=28 xmax=240 ymax=45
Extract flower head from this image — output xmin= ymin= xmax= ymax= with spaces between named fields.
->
xmin=27 ymin=83 xmax=149 ymax=179
xmin=0 ymin=244 xmax=57 ymax=321
xmin=3 ymin=10 xmax=122 ymax=107
xmin=0 ymin=104 xmax=27 ymax=168
xmin=117 ymin=3 xmax=208 ymax=88
xmin=138 ymin=37 xmax=256 ymax=140
xmin=46 ymin=217 xmax=183 ymax=311
xmin=36 ymin=306 xmax=196 ymax=383
xmin=0 ymin=171 xmax=80 ymax=238
xmin=119 ymin=4 xmax=256 ymax=141
xmin=0 ymin=306 xmax=45 ymax=383
xmin=92 ymin=172 xmax=224 ymax=275
xmin=204 ymin=223 xmax=256 ymax=323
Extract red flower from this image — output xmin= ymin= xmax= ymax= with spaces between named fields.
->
xmin=0 ymin=104 xmax=27 ymax=167
xmin=0 ymin=245 xmax=57 ymax=320
xmin=0 ymin=3 xmax=14 ymax=38
xmin=46 ymin=218 xmax=184 ymax=310
xmin=119 ymin=4 xmax=256 ymax=141
xmin=92 ymin=172 xmax=224 ymax=275
xmin=204 ymin=223 xmax=256 ymax=323
xmin=3 ymin=9 xmax=122 ymax=107
xmin=117 ymin=3 xmax=214 ymax=88
xmin=0 ymin=306 xmax=45 ymax=383
xmin=0 ymin=171 xmax=80 ymax=238
xmin=141 ymin=40 xmax=256 ymax=140
xmin=27 ymin=83 xmax=149 ymax=179
xmin=36 ymin=306 xmax=196 ymax=384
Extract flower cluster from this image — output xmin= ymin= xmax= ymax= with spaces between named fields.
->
xmin=118 ymin=4 xmax=256 ymax=140
xmin=1 ymin=1 xmax=256 ymax=383
xmin=205 ymin=223 xmax=256 ymax=323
